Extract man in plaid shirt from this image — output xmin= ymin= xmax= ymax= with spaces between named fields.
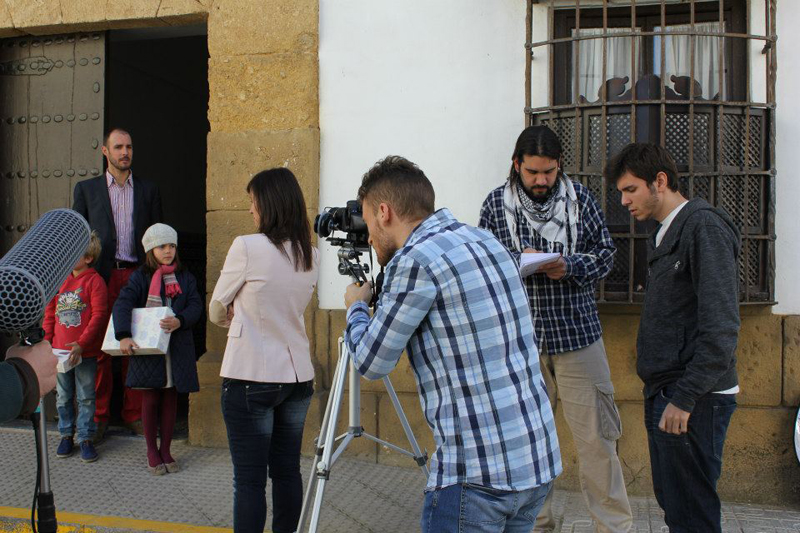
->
xmin=479 ymin=126 xmax=632 ymax=533
xmin=345 ymin=156 xmax=561 ymax=532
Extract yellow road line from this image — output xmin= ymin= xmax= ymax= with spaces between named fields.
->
xmin=0 ymin=506 xmax=236 ymax=533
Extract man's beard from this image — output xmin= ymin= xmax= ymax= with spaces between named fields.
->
xmin=110 ymin=157 xmax=131 ymax=171
xmin=522 ymin=182 xmax=556 ymax=203
xmin=373 ymin=227 xmax=398 ymax=267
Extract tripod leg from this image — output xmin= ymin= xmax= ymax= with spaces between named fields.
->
xmin=298 ymin=347 xmax=347 ymax=531
xmin=299 ymin=345 xmax=350 ymax=533
xmin=382 ymin=376 xmax=429 ymax=477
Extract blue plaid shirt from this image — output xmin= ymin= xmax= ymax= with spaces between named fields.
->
xmin=345 ymin=209 xmax=561 ymax=491
xmin=479 ymin=182 xmax=615 ymax=355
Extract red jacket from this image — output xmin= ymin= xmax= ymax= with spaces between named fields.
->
xmin=43 ymin=268 xmax=109 ymax=358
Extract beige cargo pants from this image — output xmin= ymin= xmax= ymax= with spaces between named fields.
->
xmin=534 ymin=338 xmax=632 ymax=533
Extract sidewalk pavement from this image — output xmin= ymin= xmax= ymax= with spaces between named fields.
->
xmin=0 ymin=425 xmax=799 ymax=533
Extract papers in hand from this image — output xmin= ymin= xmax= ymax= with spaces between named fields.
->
xmin=519 ymin=252 xmax=561 ymax=277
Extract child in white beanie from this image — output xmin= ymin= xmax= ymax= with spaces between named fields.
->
xmin=111 ymin=223 xmax=202 ymax=475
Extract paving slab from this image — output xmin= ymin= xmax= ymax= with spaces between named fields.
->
xmin=0 ymin=426 xmax=798 ymax=532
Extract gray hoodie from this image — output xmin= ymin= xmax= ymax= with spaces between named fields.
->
xmin=637 ymin=198 xmax=740 ymax=412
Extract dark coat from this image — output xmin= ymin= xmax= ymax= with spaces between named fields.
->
xmin=637 ymin=198 xmax=740 ymax=413
xmin=72 ymin=175 xmax=163 ymax=282
xmin=112 ymin=268 xmax=201 ymax=393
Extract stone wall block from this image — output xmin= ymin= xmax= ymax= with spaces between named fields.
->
xmin=599 ymin=313 xmax=642 ymax=401
xmin=376 ymin=392 xmax=435 ymax=469
xmin=188 ymin=385 xmax=227 ymax=447
xmin=614 ymin=402 xmax=653 ymax=496
xmin=206 ymin=210 xmax=253 ymax=288
xmin=718 ymin=406 xmax=800 ymax=503
xmin=302 ymin=390 xmax=327 ymax=455
xmin=208 ymin=53 xmax=318 ymax=132
xmin=359 ymin=355 xmax=419 ymax=394
xmin=313 ymin=309 xmax=331 ymax=388
xmin=157 ymin=0 xmax=208 ymax=25
xmin=105 ymin=0 xmax=162 ymax=22
xmin=196 ymin=350 xmax=223 ymax=387
xmin=60 ymin=0 xmax=106 ymax=26
xmin=736 ymin=314 xmax=782 ymax=407
xmin=784 ymin=315 xmax=800 ymax=406
xmin=4 ymin=0 xmax=61 ymax=29
xmin=328 ymin=310 xmax=347 ymax=364
xmin=208 ymin=0 xmax=317 ymax=56
xmin=206 ymin=128 xmax=320 ymax=211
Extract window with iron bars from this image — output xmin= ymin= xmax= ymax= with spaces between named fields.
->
xmin=525 ymin=0 xmax=777 ymax=303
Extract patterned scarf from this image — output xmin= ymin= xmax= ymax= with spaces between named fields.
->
xmin=146 ymin=264 xmax=182 ymax=308
xmin=502 ymin=173 xmax=579 ymax=255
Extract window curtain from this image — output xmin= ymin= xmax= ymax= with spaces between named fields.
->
xmin=572 ymin=27 xmax=642 ymax=102
xmin=654 ymin=22 xmax=724 ymax=99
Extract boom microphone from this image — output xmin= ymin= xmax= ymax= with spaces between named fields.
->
xmin=0 ymin=208 xmax=90 ymax=333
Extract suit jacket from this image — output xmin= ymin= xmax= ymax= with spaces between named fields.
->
xmin=72 ymin=175 xmax=163 ymax=282
xmin=209 ymin=234 xmax=319 ymax=383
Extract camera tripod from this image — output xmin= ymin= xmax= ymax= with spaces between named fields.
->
xmin=297 ymin=337 xmax=429 ymax=533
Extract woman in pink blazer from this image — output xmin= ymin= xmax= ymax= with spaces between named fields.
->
xmin=209 ymin=168 xmax=319 ymax=533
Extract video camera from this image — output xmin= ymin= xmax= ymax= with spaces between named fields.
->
xmin=314 ymin=200 xmax=372 ymax=284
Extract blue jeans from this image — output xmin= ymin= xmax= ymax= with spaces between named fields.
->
xmin=421 ymin=481 xmax=552 ymax=533
xmin=645 ymin=386 xmax=736 ymax=533
xmin=56 ymin=357 xmax=98 ymax=443
xmin=221 ymin=378 xmax=313 ymax=533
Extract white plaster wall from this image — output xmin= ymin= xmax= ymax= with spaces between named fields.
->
xmin=774 ymin=2 xmax=800 ymax=313
xmin=318 ymin=0 xmax=526 ymax=308
xmin=318 ymin=1 xmax=796 ymax=312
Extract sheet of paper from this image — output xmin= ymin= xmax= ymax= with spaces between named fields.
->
xmin=519 ymin=252 xmax=561 ymax=277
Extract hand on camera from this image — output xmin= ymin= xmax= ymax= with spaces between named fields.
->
xmin=119 ymin=338 xmax=139 ymax=356
xmin=345 ymin=282 xmax=373 ymax=308
xmin=6 ymin=341 xmax=57 ymax=397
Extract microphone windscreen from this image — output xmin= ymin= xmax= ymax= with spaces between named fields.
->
xmin=0 ymin=209 xmax=91 ymax=333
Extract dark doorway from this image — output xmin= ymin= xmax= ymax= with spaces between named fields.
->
xmin=105 ymin=26 xmax=209 ymax=434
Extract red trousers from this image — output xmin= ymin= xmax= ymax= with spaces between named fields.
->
xmin=94 ymin=267 xmax=142 ymax=424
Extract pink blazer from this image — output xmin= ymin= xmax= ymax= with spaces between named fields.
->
xmin=209 ymin=234 xmax=319 ymax=383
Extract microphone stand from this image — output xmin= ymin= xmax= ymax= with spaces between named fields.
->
xmin=21 ymin=327 xmax=58 ymax=533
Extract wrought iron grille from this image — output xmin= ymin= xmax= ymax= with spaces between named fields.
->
xmin=525 ymin=0 xmax=777 ymax=303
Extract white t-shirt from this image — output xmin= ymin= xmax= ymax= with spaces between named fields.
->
xmin=655 ymin=201 xmax=739 ymax=396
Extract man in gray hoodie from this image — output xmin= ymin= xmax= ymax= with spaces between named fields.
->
xmin=606 ymin=143 xmax=739 ymax=533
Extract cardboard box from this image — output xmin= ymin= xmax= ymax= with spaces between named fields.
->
xmin=102 ymin=307 xmax=175 ymax=356
xmin=54 ymin=348 xmax=81 ymax=373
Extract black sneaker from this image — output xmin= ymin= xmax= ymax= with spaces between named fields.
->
xmin=80 ymin=441 xmax=98 ymax=463
xmin=56 ymin=437 xmax=74 ymax=458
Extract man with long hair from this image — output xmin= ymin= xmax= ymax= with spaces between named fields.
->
xmin=344 ymin=156 xmax=561 ymax=532
xmin=479 ymin=126 xmax=631 ymax=532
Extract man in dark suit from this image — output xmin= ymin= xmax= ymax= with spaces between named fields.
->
xmin=73 ymin=128 xmax=163 ymax=442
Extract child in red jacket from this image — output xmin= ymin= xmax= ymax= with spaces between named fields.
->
xmin=43 ymin=232 xmax=108 ymax=463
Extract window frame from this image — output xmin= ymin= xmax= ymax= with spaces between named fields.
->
xmin=525 ymin=0 xmax=777 ymax=304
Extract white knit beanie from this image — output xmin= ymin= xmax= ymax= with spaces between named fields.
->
xmin=142 ymin=223 xmax=178 ymax=253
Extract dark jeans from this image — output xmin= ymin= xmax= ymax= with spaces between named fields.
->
xmin=645 ymin=386 xmax=736 ymax=533
xmin=221 ymin=378 xmax=313 ymax=533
